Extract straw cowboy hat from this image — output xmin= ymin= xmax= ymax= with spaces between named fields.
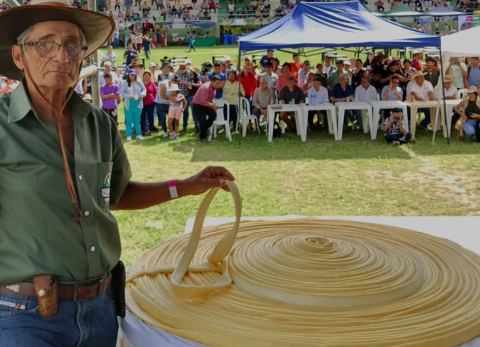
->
xmin=412 ymin=71 xmax=425 ymax=79
xmin=467 ymin=86 xmax=478 ymax=94
xmin=443 ymin=74 xmax=453 ymax=82
xmin=0 ymin=0 xmax=115 ymax=80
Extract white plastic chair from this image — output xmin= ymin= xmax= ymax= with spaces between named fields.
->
xmin=209 ymin=99 xmax=232 ymax=142
xmin=238 ymin=97 xmax=260 ymax=137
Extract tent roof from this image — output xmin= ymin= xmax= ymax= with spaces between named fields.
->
xmin=441 ymin=26 xmax=480 ymax=57
xmin=238 ymin=1 xmax=440 ymax=52
xmin=384 ymin=5 xmax=423 ymax=17
xmin=426 ymin=6 xmax=463 ymax=16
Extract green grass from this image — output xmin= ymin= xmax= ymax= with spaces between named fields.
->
xmin=100 ymin=46 xmax=480 ymax=265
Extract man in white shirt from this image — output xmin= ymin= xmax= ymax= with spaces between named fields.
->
xmin=434 ymin=74 xmax=460 ymax=132
xmin=307 ymin=76 xmax=329 ymax=130
xmin=353 ymin=76 xmax=378 ymax=132
xmin=406 ymin=71 xmax=436 ymax=129
xmin=434 ymin=74 xmax=459 ymax=100
xmin=260 ymin=62 xmax=278 ymax=90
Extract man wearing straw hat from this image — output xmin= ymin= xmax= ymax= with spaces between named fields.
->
xmin=0 ymin=0 xmax=234 ymax=345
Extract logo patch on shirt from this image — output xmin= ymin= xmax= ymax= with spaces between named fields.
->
xmin=101 ymin=173 xmax=111 ymax=204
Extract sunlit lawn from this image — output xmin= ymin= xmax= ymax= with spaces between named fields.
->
xmin=100 ymin=46 xmax=480 ymax=265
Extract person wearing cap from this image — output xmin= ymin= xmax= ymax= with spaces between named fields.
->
xmin=260 ymin=49 xmax=275 ymax=68
xmin=434 ymin=74 xmax=459 ymax=101
xmin=121 ymin=69 xmax=146 ymax=140
xmin=383 ymin=108 xmax=410 ymax=145
xmin=406 ymin=71 xmax=436 ymax=129
xmin=100 ymin=72 xmax=121 ymax=124
xmin=454 ymin=86 xmax=480 ymax=141
xmin=166 ymin=83 xmax=187 ymax=140
xmin=0 ymin=1 xmax=235 ymax=345
xmin=149 ymin=61 xmax=160 ymax=83
xmin=174 ymin=62 xmax=200 ymax=132
xmin=192 ymin=75 xmax=223 ymax=141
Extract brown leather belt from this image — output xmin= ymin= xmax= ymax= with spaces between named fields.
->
xmin=0 ymin=274 xmax=112 ymax=301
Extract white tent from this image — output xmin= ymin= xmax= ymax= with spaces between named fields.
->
xmin=441 ymin=26 xmax=480 ymax=57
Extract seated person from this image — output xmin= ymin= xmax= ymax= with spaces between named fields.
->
xmin=406 ymin=71 xmax=436 ymax=129
xmin=435 ymin=74 xmax=461 ymax=132
xmin=331 ymin=74 xmax=354 ymax=129
xmin=307 ymin=75 xmax=329 ymax=130
xmin=383 ymin=108 xmax=411 ymax=145
xmin=252 ymin=77 xmax=274 ymax=122
xmin=454 ymin=86 xmax=480 ymax=141
xmin=354 ymin=76 xmax=378 ymax=131
xmin=278 ymin=76 xmax=305 ymax=132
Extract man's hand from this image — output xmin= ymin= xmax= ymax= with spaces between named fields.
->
xmin=179 ymin=166 xmax=235 ymax=196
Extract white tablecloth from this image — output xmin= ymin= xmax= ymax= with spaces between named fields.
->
xmin=120 ymin=216 xmax=480 ymax=347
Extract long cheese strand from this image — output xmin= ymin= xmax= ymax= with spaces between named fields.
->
xmin=126 ymin=182 xmax=480 ymax=347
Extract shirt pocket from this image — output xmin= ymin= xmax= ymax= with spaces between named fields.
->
xmin=97 ymin=161 xmax=113 ymax=210
xmin=0 ymin=294 xmax=38 ymax=320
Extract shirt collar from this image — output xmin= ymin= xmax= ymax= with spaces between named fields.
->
xmin=8 ymin=81 xmax=90 ymax=123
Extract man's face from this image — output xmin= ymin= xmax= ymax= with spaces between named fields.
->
xmin=324 ymin=57 xmax=331 ymax=65
xmin=336 ymin=63 xmax=344 ymax=72
xmin=303 ymin=62 xmax=310 ymax=71
xmin=259 ymin=78 xmax=267 ymax=89
xmin=426 ymin=61 xmax=435 ymax=70
xmin=213 ymin=80 xmax=222 ymax=89
xmin=214 ymin=65 xmax=221 ymax=74
xmin=287 ymin=79 xmax=295 ymax=88
xmin=105 ymin=76 xmax=112 ymax=85
xmin=361 ymin=78 xmax=369 ymax=88
xmin=266 ymin=65 xmax=272 ymax=74
xmin=339 ymin=75 xmax=347 ymax=85
xmin=471 ymin=58 xmax=479 ymax=67
xmin=104 ymin=64 xmax=112 ymax=73
xmin=293 ymin=55 xmax=300 ymax=63
xmin=162 ymin=66 xmax=170 ymax=74
xmin=128 ymin=43 xmax=133 ymax=50
xmin=13 ymin=21 xmax=85 ymax=91
xmin=415 ymin=75 xmax=424 ymax=86
xmin=313 ymin=80 xmax=321 ymax=89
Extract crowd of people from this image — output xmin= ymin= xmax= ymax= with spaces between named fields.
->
xmin=70 ymin=46 xmax=480 ymax=145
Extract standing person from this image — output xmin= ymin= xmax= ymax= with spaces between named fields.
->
xmin=467 ymin=57 xmax=480 ymax=88
xmin=297 ymin=60 xmax=311 ymax=89
xmin=167 ymin=84 xmax=187 ymax=140
xmin=158 ymin=61 xmax=173 ymax=81
xmin=192 ymin=76 xmax=223 ymax=141
xmin=261 ymin=62 xmax=278 ymax=90
xmin=142 ymin=33 xmax=152 ymax=60
xmin=124 ymin=25 xmax=131 ymax=48
xmin=239 ymin=59 xmax=257 ymax=102
xmin=187 ymin=32 xmax=196 ymax=52
xmin=0 ymin=1 xmax=235 ymax=346
xmin=101 ymin=72 xmax=121 ymax=124
xmin=121 ymin=69 xmax=146 ymax=141
xmin=174 ymin=63 xmax=201 ymax=132
xmin=123 ymin=42 xmax=138 ymax=67
xmin=208 ymin=62 xmax=226 ymax=99
xmin=323 ymin=55 xmax=334 ymax=76
xmin=446 ymin=57 xmax=468 ymax=90
xmin=412 ymin=52 xmax=423 ymax=72
xmin=423 ymin=57 xmax=440 ymax=88
xmin=140 ymin=71 xmax=157 ymax=135
xmin=290 ymin=53 xmax=303 ymax=78
xmin=155 ymin=75 xmax=170 ymax=137
xmin=223 ymin=70 xmax=245 ymax=128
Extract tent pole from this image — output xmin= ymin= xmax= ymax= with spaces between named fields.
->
xmin=434 ymin=44 xmax=449 ymax=145
xmin=237 ymin=44 xmax=242 ymax=145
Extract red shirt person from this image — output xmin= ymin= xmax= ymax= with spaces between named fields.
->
xmin=141 ymin=71 xmax=158 ymax=134
xmin=239 ymin=58 xmax=257 ymax=99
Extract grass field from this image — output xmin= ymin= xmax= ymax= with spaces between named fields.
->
xmin=100 ymin=47 xmax=480 ymax=265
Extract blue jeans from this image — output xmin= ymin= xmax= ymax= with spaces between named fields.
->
xmin=125 ymin=99 xmax=142 ymax=138
xmin=463 ymin=119 xmax=478 ymax=140
xmin=156 ymin=103 xmax=169 ymax=133
xmin=0 ymin=290 xmax=118 ymax=347
xmin=141 ymin=103 xmax=156 ymax=132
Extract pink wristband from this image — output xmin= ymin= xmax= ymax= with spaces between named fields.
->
xmin=168 ymin=180 xmax=178 ymax=199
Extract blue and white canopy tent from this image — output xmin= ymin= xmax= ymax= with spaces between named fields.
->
xmin=237 ymin=1 xmax=454 ymax=142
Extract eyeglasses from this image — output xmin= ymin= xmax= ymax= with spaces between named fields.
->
xmin=22 ymin=40 xmax=88 ymax=61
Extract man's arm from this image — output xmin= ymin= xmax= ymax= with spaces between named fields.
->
xmin=111 ymin=166 xmax=235 ymax=210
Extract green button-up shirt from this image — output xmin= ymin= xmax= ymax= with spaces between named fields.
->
xmin=0 ymin=82 xmax=131 ymax=284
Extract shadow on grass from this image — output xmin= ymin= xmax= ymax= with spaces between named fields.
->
xmin=120 ymin=128 xmax=479 ymax=162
